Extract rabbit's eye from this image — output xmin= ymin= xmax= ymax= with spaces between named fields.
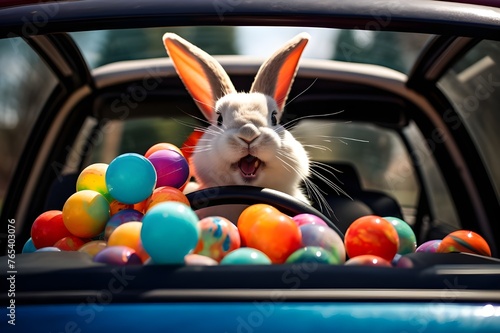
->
xmin=216 ymin=112 xmax=223 ymax=126
xmin=271 ymin=110 xmax=278 ymax=126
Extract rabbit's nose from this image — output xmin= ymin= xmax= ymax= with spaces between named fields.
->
xmin=238 ymin=124 xmax=260 ymax=144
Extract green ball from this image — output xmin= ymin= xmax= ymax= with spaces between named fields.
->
xmin=286 ymin=246 xmax=340 ymax=264
xmin=384 ymin=216 xmax=417 ymax=255
xmin=220 ymin=248 xmax=271 ymax=265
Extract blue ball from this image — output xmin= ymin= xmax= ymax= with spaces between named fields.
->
xmin=22 ymin=237 xmax=37 ymax=253
xmin=105 ymin=153 xmax=157 ymax=204
xmin=220 ymin=248 xmax=271 ymax=265
xmin=35 ymin=247 xmax=61 ymax=252
xmin=141 ymin=202 xmax=199 ymax=264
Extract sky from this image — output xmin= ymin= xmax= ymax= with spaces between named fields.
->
xmin=237 ymin=27 xmax=338 ymax=59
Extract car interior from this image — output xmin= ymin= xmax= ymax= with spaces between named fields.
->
xmin=0 ymin=2 xmax=500 ymax=330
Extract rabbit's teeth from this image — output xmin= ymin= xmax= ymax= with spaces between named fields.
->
xmin=238 ymin=155 xmax=262 ymax=178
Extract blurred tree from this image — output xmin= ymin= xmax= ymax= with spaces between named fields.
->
xmin=333 ymin=30 xmax=407 ymax=73
xmin=0 ymin=38 xmax=56 ymax=211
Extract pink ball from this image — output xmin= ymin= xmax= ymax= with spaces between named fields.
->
xmin=292 ymin=213 xmax=328 ymax=227
xmin=147 ymin=150 xmax=190 ymax=189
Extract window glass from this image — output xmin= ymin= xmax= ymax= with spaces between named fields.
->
xmin=0 ymin=37 xmax=57 ymax=214
xmin=438 ymin=40 xmax=500 ymax=203
xmin=290 ymin=120 xmax=419 ymax=218
xmin=72 ymin=27 xmax=431 ymax=74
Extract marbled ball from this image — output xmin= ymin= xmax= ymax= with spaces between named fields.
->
xmin=193 ymin=216 xmax=241 ymax=262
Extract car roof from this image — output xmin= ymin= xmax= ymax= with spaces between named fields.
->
xmin=1 ymin=0 xmax=500 ymax=37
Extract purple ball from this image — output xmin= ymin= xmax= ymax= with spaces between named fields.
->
xmin=416 ymin=239 xmax=442 ymax=253
xmin=293 ymin=213 xmax=328 ymax=227
xmin=105 ymin=209 xmax=144 ymax=240
xmin=299 ymin=224 xmax=346 ymax=263
xmin=147 ymin=150 xmax=189 ymax=189
xmin=93 ymin=246 xmax=142 ymax=265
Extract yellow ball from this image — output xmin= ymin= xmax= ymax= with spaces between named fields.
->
xmin=107 ymin=221 xmax=149 ymax=262
xmin=76 ymin=163 xmax=113 ymax=202
xmin=78 ymin=240 xmax=107 ymax=258
xmin=63 ymin=190 xmax=110 ymax=238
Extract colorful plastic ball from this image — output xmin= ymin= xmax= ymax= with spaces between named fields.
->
xmin=392 ymin=254 xmax=414 ymax=268
xmin=416 ymin=239 xmax=442 ymax=253
xmin=141 ymin=202 xmax=200 ymax=264
xmin=76 ymin=163 xmax=113 ymax=202
xmin=106 ymin=153 xmax=157 ymax=204
xmin=109 ymin=200 xmax=134 ymax=216
xmin=237 ymin=204 xmax=280 ymax=246
xmin=78 ymin=240 xmax=107 ymax=258
xmin=93 ymin=246 xmax=142 ymax=265
xmin=184 ymin=254 xmax=218 ymax=266
xmin=22 ymin=238 xmax=37 ymax=253
xmin=105 ymin=209 xmax=144 ymax=240
xmin=299 ymin=224 xmax=346 ymax=264
xmin=145 ymin=142 xmax=183 ymax=158
xmin=35 ymin=247 xmax=61 ymax=252
xmin=246 ymin=211 xmax=302 ymax=264
xmin=147 ymin=150 xmax=190 ymax=189
xmin=437 ymin=230 xmax=491 ymax=256
xmin=193 ymin=216 xmax=241 ymax=261
xmin=344 ymin=254 xmax=392 ymax=267
xmin=145 ymin=186 xmax=190 ymax=212
xmin=62 ymin=190 xmax=110 ymax=238
xmin=384 ymin=216 xmax=417 ymax=255
xmin=54 ymin=235 xmax=88 ymax=251
xmin=220 ymin=248 xmax=271 ymax=265
xmin=286 ymin=246 xmax=340 ymax=264
xmin=108 ymin=221 xmax=149 ymax=262
xmin=344 ymin=215 xmax=399 ymax=262
xmin=31 ymin=210 xmax=72 ymax=249
xmin=292 ymin=213 xmax=328 ymax=227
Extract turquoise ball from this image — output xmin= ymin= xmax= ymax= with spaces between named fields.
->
xmin=141 ymin=202 xmax=199 ymax=264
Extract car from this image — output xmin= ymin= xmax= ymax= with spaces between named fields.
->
xmin=1 ymin=0 xmax=500 ymax=332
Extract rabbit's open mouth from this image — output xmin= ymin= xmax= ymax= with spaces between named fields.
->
xmin=238 ymin=155 xmax=262 ymax=179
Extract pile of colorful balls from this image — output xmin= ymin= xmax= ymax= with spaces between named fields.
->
xmin=23 ymin=142 xmax=492 ymax=267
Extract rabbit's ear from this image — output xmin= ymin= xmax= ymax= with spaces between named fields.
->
xmin=250 ymin=33 xmax=309 ymax=111
xmin=163 ymin=33 xmax=236 ymax=120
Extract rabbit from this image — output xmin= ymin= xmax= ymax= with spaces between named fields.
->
xmin=162 ymin=32 xmax=312 ymax=211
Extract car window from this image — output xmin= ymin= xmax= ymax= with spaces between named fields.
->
xmin=85 ymin=116 xmax=200 ymax=164
xmin=72 ymin=27 xmax=431 ymax=74
xmin=0 ymin=37 xmax=57 ymax=215
xmin=291 ymin=120 xmax=420 ymax=221
xmin=438 ymin=40 xmax=500 ymax=203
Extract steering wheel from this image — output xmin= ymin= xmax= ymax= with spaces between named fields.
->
xmin=186 ymin=185 xmax=343 ymax=239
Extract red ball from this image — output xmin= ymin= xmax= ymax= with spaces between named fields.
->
xmin=54 ymin=235 xmax=88 ymax=251
xmin=437 ymin=230 xmax=491 ymax=256
xmin=344 ymin=215 xmax=399 ymax=262
xmin=31 ymin=210 xmax=73 ymax=249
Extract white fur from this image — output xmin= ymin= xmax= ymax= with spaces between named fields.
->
xmin=192 ymin=93 xmax=310 ymax=202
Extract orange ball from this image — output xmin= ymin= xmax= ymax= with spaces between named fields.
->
xmin=109 ymin=200 xmax=134 ymax=216
xmin=145 ymin=186 xmax=190 ymax=212
xmin=238 ymin=204 xmax=280 ymax=246
xmin=246 ymin=211 xmax=302 ymax=264
xmin=344 ymin=215 xmax=399 ymax=262
xmin=144 ymin=143 xmax=183 ymax=158
xmin=133 ymin=197 xmax=149 ymax=213
xmin=107 ymin=221 xmax=149 ymax=262
xmin=437 ymin=230 xmax=491 ymax=256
